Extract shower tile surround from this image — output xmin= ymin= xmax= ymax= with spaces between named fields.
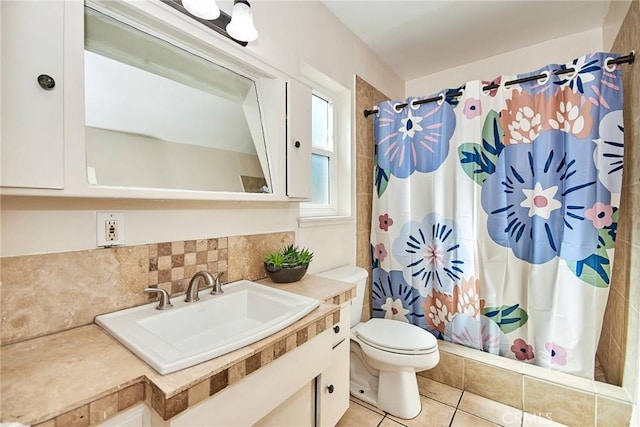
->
xmin=598 ymin=0 xmax=640 ymax=398
xmin=355 ymin=75 xmax=391 ymax=323
xmin=418 ymin=341 xmax=633 ymax=426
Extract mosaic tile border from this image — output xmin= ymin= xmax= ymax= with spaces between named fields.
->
xmin=148 ymin=238 xmax=228 ymax=296
xmin=30 ymin=292 xmax=351 ymax=426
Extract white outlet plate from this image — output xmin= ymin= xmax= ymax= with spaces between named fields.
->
xmin=97 ymin=212 xmax=125 ymax=247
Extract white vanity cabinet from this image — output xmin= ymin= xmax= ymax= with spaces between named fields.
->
xmin=285 ymin=79 xmax=313 ymax=200
xmin=317 ymin=303 xmax=350 ymax=426
xmin=1 ymin=0 xmax=65 ymax=189
xmin=160 ymin=329 xmax=332 ymax=426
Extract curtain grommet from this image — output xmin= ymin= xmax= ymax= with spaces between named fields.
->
xmin=393 ymin=102 xmax=403 ymax=113
xmin=409 ymin=99 xmax=421 ymax=110
xmin=564 ymin=67 xmax=577 ymax=80
xmin=537 ymin=70 xmax=551 ymax=85
xmin=604 ymin=57 xmax=617 ymax=72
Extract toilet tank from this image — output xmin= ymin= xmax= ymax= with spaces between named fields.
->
xmin=315 ymin=265 xmax=368 ymax=328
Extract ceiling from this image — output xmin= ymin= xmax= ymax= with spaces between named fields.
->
xmin=320 ymin=0 xmax=613 ymax=81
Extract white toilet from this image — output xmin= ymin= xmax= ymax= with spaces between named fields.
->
xmin=316 ymin=265 xmax=439 ymax=419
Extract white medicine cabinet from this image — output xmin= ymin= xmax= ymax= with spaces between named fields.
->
xmin=0 ymin=0 xmax=312 ymax=202
xmin=1 ymin=1 xmax=65 ymax=189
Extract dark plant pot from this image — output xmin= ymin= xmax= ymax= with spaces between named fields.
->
xmin=264 ymin=263 xmax=308 ymax=283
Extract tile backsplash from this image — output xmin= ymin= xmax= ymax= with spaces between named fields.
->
xmin=147 ymin=238 xmax=229 ymax=296
xmin=0 ymin=231 xmax=293 ymax=346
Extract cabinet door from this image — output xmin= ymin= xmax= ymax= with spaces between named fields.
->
xmin=317 ymin=339 xmax=350 ymax=426
xmin=285 ymin=79 xmax=312 ymax=199
xmin=1 ymin=1 xmax=64 ymax=189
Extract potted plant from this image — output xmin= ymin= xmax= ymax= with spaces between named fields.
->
xmin=264 ymin=245 xmax=314 ymax=283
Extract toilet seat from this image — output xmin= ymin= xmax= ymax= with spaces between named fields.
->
xmin=355 ymin=318 xmax=437 ymax=355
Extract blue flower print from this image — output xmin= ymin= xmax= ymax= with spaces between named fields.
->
xmin=594 ymin=110 xmax=624 ymax=193
xmin=481 ymin=130 xmax=611 ymax=264
xmin=371 ymin=268 xmax=426 ymax=327
xmin=524 ymin=54 xmax=620 ymax=110
xmin=392 ymin=213 xmax=468 ymax=297
xmin=554 ymin=55 xmax=601 ymax=94
xmin=375 ymin=97 xmax=456 ymax=179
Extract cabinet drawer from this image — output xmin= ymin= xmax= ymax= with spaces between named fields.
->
xmin=317 ymin=339 xmax=349 ymax=426
xmin=332 ymin=304 xmax=349 ymax=347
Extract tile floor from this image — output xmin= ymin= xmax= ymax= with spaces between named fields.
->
xmin=336 ymin=377 xmax=567 ymax=427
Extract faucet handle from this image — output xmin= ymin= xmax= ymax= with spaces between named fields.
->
xmin=210 ymin=271 xmax=225 ymax=295
xmin=144 ymin=288 xmax=173 ymax=310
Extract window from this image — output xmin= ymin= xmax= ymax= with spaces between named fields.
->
xmin=310 ymin=93 xmax=335 ymax=208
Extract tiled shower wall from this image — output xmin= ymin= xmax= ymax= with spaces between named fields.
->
xmin=598 ymin=0 xmax=640 ymax=398
xmin=355 ymin=75 xmax=390 ymax=322
xmin=0 ymin=231 xmax=294 ymax=346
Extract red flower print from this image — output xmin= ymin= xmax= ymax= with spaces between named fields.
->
xmin=510 ymin=338 xmax=535 ymax=361
xmin=373 ymin=243 xmax=387 ymax=262
xmin=379 ymin=213 xmax=394 ymax=231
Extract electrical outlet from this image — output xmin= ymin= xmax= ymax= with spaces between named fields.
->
xmin=105 ymin=220 xmax=118 ymax=241
xmin=97 ymin=212 xmax=125 ymax=247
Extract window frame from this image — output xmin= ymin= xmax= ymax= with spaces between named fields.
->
xmin=298 ymin=68 xmax=352 ymax=223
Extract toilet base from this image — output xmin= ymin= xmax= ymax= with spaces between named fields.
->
xmin=377 ymin=369 xmax=421 ymax=419
xmin=349 ymin=344 xmax=422 ymax=419
xmin=349 ymin=347 xmax=379 ymax=406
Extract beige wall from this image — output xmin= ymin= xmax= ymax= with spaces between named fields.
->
xmin=599 ymin=0 xmax=640 ymax=403
xmin=405 ymin=28 xmax=603 ymax=98
xmin=603 ymin=0 xmax=633 ymax=51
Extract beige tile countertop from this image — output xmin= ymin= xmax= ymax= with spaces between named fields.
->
xmin=0 ymin=275 xmax=355 ymax=426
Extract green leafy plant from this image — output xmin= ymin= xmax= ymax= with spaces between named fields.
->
xmin=264 ymin=244 xmax=314 ymax=271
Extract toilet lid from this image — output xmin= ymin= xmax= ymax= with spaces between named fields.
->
xmin=356 ymin=318 xmax=437 ymax=353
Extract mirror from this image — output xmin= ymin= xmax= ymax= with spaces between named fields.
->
xmin=84 ymin=6 xmax=271 ymax=193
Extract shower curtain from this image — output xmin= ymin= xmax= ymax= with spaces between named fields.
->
xmin=370 ymin=52 xmax=624 ymax=378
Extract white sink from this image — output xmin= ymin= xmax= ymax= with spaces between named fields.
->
xmin=95 ymin=280 xmax=320 ymax=374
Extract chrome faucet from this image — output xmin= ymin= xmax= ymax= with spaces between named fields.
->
xmin=185 ymin=271 xmax=214 ymax=302
xmin=185 ymin=271 xmax=225 ymax=302
xmin=210 ymin=271 xmax=224 ymax=295
xmin=144 ymin=288 xmax=173 ymax=310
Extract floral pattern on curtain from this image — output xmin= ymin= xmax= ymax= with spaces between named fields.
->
xmin=371 ymin=52 xmax=624 ymax=378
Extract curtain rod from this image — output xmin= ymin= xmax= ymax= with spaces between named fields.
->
xmin=363 ymin=51 xmax=635 ymax=118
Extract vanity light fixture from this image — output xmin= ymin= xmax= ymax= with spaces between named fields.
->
xmin=226 ymin=0 xmax=258 ymax=43
xmin=182 ymin=0 xmax=220 ymax=20
xmin=169 ymin=0 xmax=258 ymax=44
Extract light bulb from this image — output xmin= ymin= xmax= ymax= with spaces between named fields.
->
xmin=226 ymin=0 xmax=258 ymax=42
xmin=182 ymin=0 xmax=220 ymax=20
